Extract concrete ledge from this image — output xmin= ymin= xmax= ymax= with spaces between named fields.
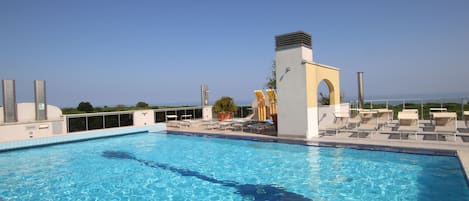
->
xmin=167 ymin=130 xmax=457 ymax=156
xmin=0 ymin=124 xmax=166 ymax=152
xmin=457 ymin=151 xmax=469 ymax=186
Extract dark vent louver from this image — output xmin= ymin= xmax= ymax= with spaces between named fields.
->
xmin=275 ymin=31 xmax=312 ymax=50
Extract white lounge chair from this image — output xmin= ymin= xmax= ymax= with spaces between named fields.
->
xmin=430 ymin=108 xmax=447 ymax=124
xmin=166 ymin=120 xmax=180 ymax=128
xmin=397 ymin=111 xmax=419 ymax=140
xmin=166 ymin=120 xmax=191 ymax=128
xmin=402 ymin=109 xmax=418 ymax=114
xmin=166 ymin=114 xmax=178 ymax=121
xmin=201 ymin=120 xmax=219 ymax=130
xmin=321 ymin=112 xmax=349 ymax=136
xmin=433 ymin=112 xmax=457 ymax=141
xmin=376 ymin=109 xmax=393 ymax=129
xmin=227 ymin=113 xmax=255 ymax=132
xmin=179 ymin=120 xmax=192 ymax=128
xmin=232 ymin=113 xmax=255 ymax=123
xmin=217 ymin=121 xmax=235 ymax=131
xmin=353 ymin=110 xmax=378 ymax=138
xmin=165 ymin=114 xmax=179 ymax=128
xmin=347 ymin=113 xmax=361 ymax=129
xmin=247 ymin=122 xmax=275 ymax=134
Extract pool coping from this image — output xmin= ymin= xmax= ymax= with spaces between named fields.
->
xmin=0 ymin=124 xmax=166 ymax=153
xmin=165 ymin=130 xmax=457 ymax=156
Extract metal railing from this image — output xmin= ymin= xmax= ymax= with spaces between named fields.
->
xmin=349 ymin=97 xmax=468 ymax=120
xmin=66 ymin=111 xmax=134 ymax=133
xmin=154 ymin=107 xmax=203 ymax=122
xmin=66 ymin=105 xmax=253 ymax=132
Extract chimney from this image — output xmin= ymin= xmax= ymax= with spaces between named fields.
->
xmin=34 ymin=80 xmax=47 ymax=120
xmin=357 ymin=72 xmax=364 ymax=109
xmin=2 ymin=80 xmax=18 ymax=123
xmin=201 ymin=84 xmax=209 ymax=106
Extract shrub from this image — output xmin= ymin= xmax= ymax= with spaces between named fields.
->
xmin=77 ymin=101 xmax=93 ymax=113
xmin=213 ymin=96 xmax=237 ymax=113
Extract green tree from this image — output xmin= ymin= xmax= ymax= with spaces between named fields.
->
xmin=213 ymin=96 xmax=237 ymax=113
xmin=319 ymin=93 xmax=330 ymax=105
xmin=136 ymin=101 xmax=149 ymax=108
xmin=61 ymin=107 xmax=80 ymax=114
xmin=115 ymin=104 xmax=127 ymax=111
xmin=266 ymin=61 xmax=276 ymax=89
xmin=319 ymin=92 xmax=346 ymax=105
xmin=94 ymin=107 xmax=103 ymax=112
xmin=77 ymin=101 xmax=94 ymax=112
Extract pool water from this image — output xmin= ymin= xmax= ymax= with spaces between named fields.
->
xmin=0 ymin=132 xmax=468 ymax=200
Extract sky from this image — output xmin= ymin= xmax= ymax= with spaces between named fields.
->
xmin=1 ymin=0 xmax=469 ymax=107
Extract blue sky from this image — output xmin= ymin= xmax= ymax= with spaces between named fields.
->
xmin=1 ymin=0 xmax=469 ymax=107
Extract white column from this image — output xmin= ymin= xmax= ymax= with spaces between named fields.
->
xmin=276 ymin=45 xmax=314 ymax=138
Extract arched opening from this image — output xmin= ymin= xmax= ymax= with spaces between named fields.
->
xmin=317 ymin=79 xmax=336 ymax=106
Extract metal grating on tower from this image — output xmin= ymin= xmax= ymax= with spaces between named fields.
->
xmin=275 ymin=31 xmax=312 ymax=50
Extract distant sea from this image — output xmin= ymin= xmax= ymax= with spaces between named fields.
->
xmin=152 ymin=92 xmax=469 ymax=107
xmin=345 ymin=91 xmax=469 ymax=104
xmin=60 ymin=92 xmax=468 ymax=108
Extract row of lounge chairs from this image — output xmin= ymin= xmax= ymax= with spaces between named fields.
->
xmin=323 ymin=109 xmax=393 ymax=136
xmin=166 ymin=120 xmax=192 ymax=128
xmin=200 ymin=114 xmax=276 ymax=135
xmin=164 ymin=109 xmax=467 ymax=142
xmin=321 ymin=109 xmax=462 ymax=142
xmin=165 ymin=113 xmax=275 ymax=135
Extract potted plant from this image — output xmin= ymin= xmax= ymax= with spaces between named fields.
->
xmin=213 ymin=96 xmax=237 ymax=121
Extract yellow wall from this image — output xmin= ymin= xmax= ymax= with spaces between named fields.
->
xmin=254 ymin=90 xmax=267 ymax=121
xmin=305 ymin=63 xmax=341 ymax=108
xmin=266 ymin=89 xmax=277 ymax=115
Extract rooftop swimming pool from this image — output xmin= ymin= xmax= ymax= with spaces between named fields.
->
xmin=0 ymin=131 xmax=468 ymax=200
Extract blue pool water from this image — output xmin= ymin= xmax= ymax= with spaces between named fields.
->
xmin=0 ymin=132 xmax=468 ymax=201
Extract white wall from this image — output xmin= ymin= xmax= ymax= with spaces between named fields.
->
xmin=0 ymin=105 xmax=169 ymax=142
xmin=318 ymin=103 xmax=350 ymax=129
xmin=0 ymin=120 xmax=65 ymax=142
xmin=202 ymin=106 xmax=212 ymax=121
xmin=276 ymin=46 xmax=313 ymax=138
xmin=306 ymin=107 xmax=319 ymax=138
xmin=0 ymin=102 xmax=66 ymax=142
xmin=133 ymin=110 xmax=155 ymax=126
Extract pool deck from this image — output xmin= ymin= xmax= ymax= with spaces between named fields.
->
xmin=167 ymin=121 xmax=469 ymax=184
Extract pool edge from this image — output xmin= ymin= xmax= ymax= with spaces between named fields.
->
xmin=165 ymin=130 xmax=457 ymax=156
xmin=0 ymin=124 xmax=166 ymax=152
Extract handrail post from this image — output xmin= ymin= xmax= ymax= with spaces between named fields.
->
xmin=67 ymin=117 xmax=70 ymax=132
xmin=85 ymin=116 xmax=89 ymax=131
xmin=462 ymin=98 xmax=465 ymax=120
xmin=420 ymin=99 xmax=424 ymax=120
